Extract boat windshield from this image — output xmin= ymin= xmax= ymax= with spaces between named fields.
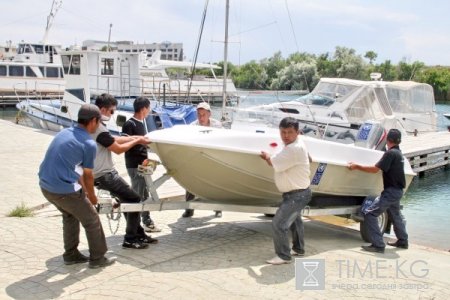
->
xmin=295 ymin=93 xmax=335 ymax=107
xmin=309 ymin=81 xmax=359 ymax=104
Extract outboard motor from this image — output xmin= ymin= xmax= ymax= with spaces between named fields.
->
xmin=354 ymin=121 xmax=387 ymax=150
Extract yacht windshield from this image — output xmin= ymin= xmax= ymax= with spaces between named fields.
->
xmin=310 ymin=81 xmax=359 ymax=104
xmin=295 ymin=93 xmax=335 ymax=106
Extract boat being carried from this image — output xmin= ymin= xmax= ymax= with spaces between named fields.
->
xmin=229 ymin=75 xmax=438 ymax=143
xmin=147 ymin=124 xmax=415 ymax=207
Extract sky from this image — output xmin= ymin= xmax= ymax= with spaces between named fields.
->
xmin=1 ymin=0 xmax=450 ymax=66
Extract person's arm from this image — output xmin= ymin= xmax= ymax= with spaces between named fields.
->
xmin=347 ymin=162 xmax=380 ymax=173
xmin=97 ymin=131 xmax=150 ymax=155
xmin=108 ymin=136 xmax=150 ymax=154
xmin=79 ymin=168 xmax=98 ymax=205
xmin=260 ymin=151 xmax=273 ymax=166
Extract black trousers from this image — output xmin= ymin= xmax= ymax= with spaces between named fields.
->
xmin=95 ymin=170 xmax=145 ymax=242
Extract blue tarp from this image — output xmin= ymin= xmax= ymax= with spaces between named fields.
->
xmin=152 ymin=104 xmax=197 ymax=128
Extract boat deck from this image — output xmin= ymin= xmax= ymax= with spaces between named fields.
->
xmin=402 ymin=131 xmax=450 ymax=174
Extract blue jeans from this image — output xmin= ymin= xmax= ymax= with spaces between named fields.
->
xmin=95 ymin=170 xmax=145 ymax=242
xmin=365 ymin=187 xmax=408 ymax=248
xmin=127 ymin=168 xmax=153 ymax=225
xmin=272 ymin=188 xmax=312 ymax=261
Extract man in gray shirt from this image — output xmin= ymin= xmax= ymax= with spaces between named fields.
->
xmin=92 ymin=93 xmax=158 ymax=249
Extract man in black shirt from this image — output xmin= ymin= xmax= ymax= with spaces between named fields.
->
xmin=122 ymin=97 xmax=161 ymax=233
xmin=348 ymin=129 xmax=408 ymax=253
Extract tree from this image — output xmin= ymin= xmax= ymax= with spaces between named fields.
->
xmin=270 ymin=61 xmax=318 ymax=91
xmin=316 ymin=53 xmax=338 ymax=78
xmin=333 ymin=46 xmax=368 ymax=79
xmin=397 ymin=61 xmax=425 ymax=81
xmin=260 ymin=51 xmax=286 ymax=88
xmin=374 ymin=60 xmax=397 ymax=81
xmin=232 ymin=61 xmax=268 ymax=89
xmin=364 ymin=51 xmax=378 ymax=64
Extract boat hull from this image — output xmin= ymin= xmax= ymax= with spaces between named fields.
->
xmin=148 ymin=125 xmax=415 ymax=206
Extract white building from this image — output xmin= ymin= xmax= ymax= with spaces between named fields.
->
xmin=81 ymin=40 xmax=183 ymax=61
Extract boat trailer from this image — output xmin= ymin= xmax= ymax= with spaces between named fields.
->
xmin=95 ymin=159 xmax=391 ymax=242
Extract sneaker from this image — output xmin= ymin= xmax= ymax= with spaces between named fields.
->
xmin=214 ymin=211 xmax=222 ymax=218
xmin=291 ymin=249 xmax=305 ymax=256
xmin=182 ymin=209 xmax=194 ymax=218
xmin=387 ymin=240 xmax=409 ymax=249
xmin=266 ymin=256 xmax=291 ymax=265
xmin=144 ymin=224 xmax=162 ymax=233
xmin=64 ymin=252 xmax=89 ymax=265
xmin=361 ymin=244 xmax=385 ymax=253
xmin=88 ymin=257 xmax=116 ymax=269
xmin=139 ymin=235 xmax=159 ymax=244
xmin=122 ymin=240 xmax=149 ymax=249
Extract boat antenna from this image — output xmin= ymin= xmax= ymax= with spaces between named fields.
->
xmin=187 ymin=0 xmax=209 ymax=102
xmin=107 ymin=23 xmax=113 ymax=52
xmin=221 ymin=0 xmax=230 ymax=119
xmin=284 ymin=0 xmax=299 ymax=52
xmin=42 ymin=0 xmax=63 ymax=44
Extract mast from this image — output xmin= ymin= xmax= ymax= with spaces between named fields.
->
xmin=221 ymin=0 xmax=230 ymax=116
xmin=42 ymin=0 xmax=62 ymax=44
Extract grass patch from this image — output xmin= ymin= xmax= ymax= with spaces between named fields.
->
xmin=7 ymin=203 xmax=34 ymax=217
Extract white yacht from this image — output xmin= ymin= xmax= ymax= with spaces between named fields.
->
xmin=0 ymin=43 xmax=64 ymax=96
xmin=229 ymin=75 xmax=438 ymax=145
xmin=16 ymin=49 xmax=196 ymax=133
xmin=0 ymin=0 xmax=65 ymax=97
xmin=139 ymin=50 xmax=237 ymax=103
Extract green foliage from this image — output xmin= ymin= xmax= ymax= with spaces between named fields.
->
xmin=364 ymin=51 xmax=378 ymax=64
xmin=270 ymin=61 xmax=318 ymax=91
xmin=417 ymin=67 xmax=450 ymax=101
xmin=8 ymin=203 xmax=34 ymax=217
xmin=397 ymin=61 xmax=425 ymax=81
xmin=214 ymin=46 xmax=449 ymax=100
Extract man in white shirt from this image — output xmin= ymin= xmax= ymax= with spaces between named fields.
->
xmin=260 ymin=117 xmax=312 ymax=265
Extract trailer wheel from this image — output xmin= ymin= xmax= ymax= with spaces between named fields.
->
xmin=360 ymin=211 xmax=389 ymax=242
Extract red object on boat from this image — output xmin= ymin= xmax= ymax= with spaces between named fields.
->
xmin=270 ymin=142 xmax=278 ymax=147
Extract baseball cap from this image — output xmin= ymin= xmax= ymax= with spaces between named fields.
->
xmin=197 ymin=102 xmax=211 ymax=111
xmin=387 ymin=129 xmax=401 ymax=144
xmin=78 ymin=104 xmax=101 ymax=121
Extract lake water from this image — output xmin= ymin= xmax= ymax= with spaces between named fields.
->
xmin=2 ymin=101 xmax=450 ymax=250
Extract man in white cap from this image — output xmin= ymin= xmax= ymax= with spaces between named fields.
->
xmin=191 ymin=102 xmax=222 ymax=127
xmin=182 ymin=102 xmax=223 ymax=218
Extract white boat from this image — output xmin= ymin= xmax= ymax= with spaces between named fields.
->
xmin=16 ymin=49 xmax=197 ymax=133
xmin=139 ymin=50 xmax=237 ymax=103
xmin=0 ymin=0 xmax=65 ymax=97
xmin=443 ymin=113 xmax=450 ymax=120
xmin=229 ymin=76 xmax=438 ymax=144
xmin=147 ymin=125 xmax=415 ymax=206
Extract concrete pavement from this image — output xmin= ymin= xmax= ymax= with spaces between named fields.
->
xmin=1 ymin=119 xmax=449 ymax=299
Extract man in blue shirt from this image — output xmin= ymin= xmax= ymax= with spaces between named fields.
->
xmin=39 ymin=104 xmax=115 ymax=269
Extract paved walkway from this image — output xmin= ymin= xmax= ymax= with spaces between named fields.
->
xmin=1 ymin=119 xmax=449 ymax=299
